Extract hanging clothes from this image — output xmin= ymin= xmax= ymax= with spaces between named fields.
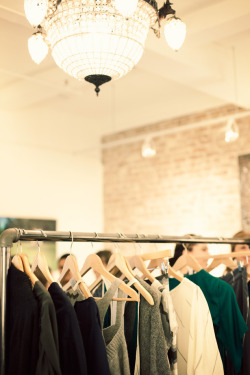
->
xmin=135 ymin=275 xmax=172 ymax=375
xmin=32 ymin=281 xmax=62 ymax=375
xmin=168 ymin=277 xmax=224 ymax=375
xmin=74 ymin=295 xmax=111 ymax=375
xmin=48 ymin=282 xmax=88 ymax=375
xmin=96 ymin=278 xmax=130 ymax=375
xmin=124 ymin=299 xmax=139 ymax=375
xmin=5 ymin=264 xmax=40 ymax=375
xmin=167 ymin=269 xmax=248 ymax=374
xmin=221 ymin=267 xmax=248 ymax=323
xmin=221 ymin=267 xmax=250 ymax=375
xmin=151 ymin=278 xmax=178 ymax=375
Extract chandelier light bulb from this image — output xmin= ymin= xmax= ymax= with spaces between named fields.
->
xmin=28 ymin=32 xmax=48 ymax=64
xmin=24 ymin=0 xmax=48 ymax=26
xmin=114 ymin=0 xmax=138 ymax=18
xmin=164 ymin=16 xmax=186 ymax=51
xmin=142 ymin=137 xmax=156 ymax=158
xmin=225 ymin=118 xmax=239 ymax=143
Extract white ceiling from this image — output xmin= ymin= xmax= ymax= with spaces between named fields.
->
xmin=0 ymin=0 xmax=250 ymax=153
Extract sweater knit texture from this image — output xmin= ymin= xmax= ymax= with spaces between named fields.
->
xmin=96 ymin=278 xmax=130 ymax=375
xmin=135 ymin=275 xmax=171 ymax=375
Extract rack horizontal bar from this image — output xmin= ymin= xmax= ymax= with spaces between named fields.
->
xmin=0 ymin=228 xmax=249 ymax=247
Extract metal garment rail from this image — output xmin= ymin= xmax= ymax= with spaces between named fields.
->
xmin=1 ymin=228 xmax=250 ymax=373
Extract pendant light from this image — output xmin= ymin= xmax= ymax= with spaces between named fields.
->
xmin=164 ymin=16 xmax=186 ymax=51
xmin=24 ymin=0 xmax=48 ymax=26
xmin=142 ymin=137 xmax=156 ymax=158
xmin=28 ymin=31 xmax=48 ymax=64
xmin=225 ymin=118 xmax=239 ymax=143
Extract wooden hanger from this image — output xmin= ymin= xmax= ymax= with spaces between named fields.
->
xmin=90 ymin=253 xmax=154 ymax=305
xmin=80 ymin=253 xmax=140 ymax=302
xmin=205 ymin=253 xmax=237 ymax=273
xmin=12 ymin=254 xmax=24 ymax=271
xmin=58 ymin=254 xmax=92 ymax=298
xmin=127 ymin=250 xmax=183 ymax=282
xmin=213 ymin=250 xmax=250 ymax=259
xmin=142 ymin=249 xmax=174 ymax=279
xmin=127 ymin=249 xmax=172 ymax=283
xmin=205 ymin=250 xmax=250 ymax=273
xmin=146 ymin=258 xmax=183 ymax=282
xmin=31 ymin=246 xmax=54 ymax=287
xmin=19 ymin=253 xmax=39 ymax=286
xmin=141 ymin=249 xmax=172 ymax=260
xmin=11 ymin=241 xmax=24 ymax=271
xmin=127 ymin=254 xmax=155 ymax=283
xmin=31 ymin=241 xmax=54 ymax=286
xmin=172 ymin=253 xmax=202 ymax=273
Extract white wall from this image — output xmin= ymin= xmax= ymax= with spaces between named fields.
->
xmin=0 ymin=109 xmax=104 ymax=272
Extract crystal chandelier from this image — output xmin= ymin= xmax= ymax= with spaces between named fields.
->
xmin=24 ymin=0 xmax=186 ymax=95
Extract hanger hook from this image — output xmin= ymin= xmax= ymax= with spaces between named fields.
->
xmin=117 ymin=233 xmax=125 ymax=252
xmin=160 ymin=260 xmax=167 ymax=275
xmin=182 ymin=243 xmax=188 ymax=251
xmin=16 ymin=229 xmax=23 ymax=253
xmin=154 ymin=242 xmax=158 ymax=251
xmin=37 ymin=240 xmax=41 ymax=252
xmin=137 ymin=235 xmax=143 ymax=254
xmin=114 ymin=233 xmax=122 ymax=253
xmin=40 ymin=229 xmax=47 ymax=238
xmin=89 ymin=232 xmax=98 ymax=251
xmin=69 ymin=231 xmax=74 ymax=254
xmin=16 ymin=240 xmax=19 ymax=255
xmin=113 ymin=241 xmax=118 ymax=253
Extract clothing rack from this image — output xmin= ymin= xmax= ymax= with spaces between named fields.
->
xmin=1 ymin=227 xmax=250 ymax=373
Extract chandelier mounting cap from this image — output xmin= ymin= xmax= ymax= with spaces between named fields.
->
xmin=85 ymin=75 xmax=112 ymax=96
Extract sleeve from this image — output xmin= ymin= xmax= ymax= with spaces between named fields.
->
xmin=217 ymin=281 xmax=248 ymax=374
xmin=187 ymin=286 xmax=224 ymax=375
xmin=34 ymin=283 xmax=62 ymax=375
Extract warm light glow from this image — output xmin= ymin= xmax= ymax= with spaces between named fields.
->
xmin=142 ymin=137 xmax=156 ymax=158
xmin=225 ymin=118 xmax=239 ymax=143
xmin=114 ymin=0 xmax=138 ymax=18
xmin=28 ymin=32 xmax=48 ymax=64
xmin=43 ymin=0 xmax=157 ymax=82
xmin=24 ymin=0 xmax=48 ymax=26
xmin=164 ymin=16 xmax=186 ymax=51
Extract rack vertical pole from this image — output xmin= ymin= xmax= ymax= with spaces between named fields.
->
xmin=0 ymin=246 xmax=11 ymax=375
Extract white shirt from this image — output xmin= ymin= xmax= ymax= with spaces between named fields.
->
xmin=170 ymin=278 xmax=223 ymax=375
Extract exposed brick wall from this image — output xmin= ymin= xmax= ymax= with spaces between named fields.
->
xmin=102 ymin=105 xmax=250 ymax=239
xmin=239 ymin=154 xmax=250 ymax=232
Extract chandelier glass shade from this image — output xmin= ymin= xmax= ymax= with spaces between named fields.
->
xmin=24 ymin=0 xmax=48 ymax=26
xmin=28 ymin=31 xmax=49 ymax=63
xmin=42 ymin=0 xmax=157 ymax=86
xmin=164 ymin=16 xmax=186 ymax=51
xmin=25 ymin=0 xmax=185 ymax=93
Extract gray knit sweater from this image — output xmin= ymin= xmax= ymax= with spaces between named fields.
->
xmin=135 ymin=276 xmax=171 ymax=375
xmin=96 ymin=279 xmax=130 ymax=375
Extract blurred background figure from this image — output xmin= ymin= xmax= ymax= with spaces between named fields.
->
xmin=232 ymin=231 xmax=250 ymax=278
xmin=169 ymin=234 xmax=210 ymax=274
xmin=94 ymin=250 xmax=113 ymax=279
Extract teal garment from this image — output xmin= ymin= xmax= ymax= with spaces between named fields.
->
xmin=166 ymin=270 xmax=248 ymax=374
